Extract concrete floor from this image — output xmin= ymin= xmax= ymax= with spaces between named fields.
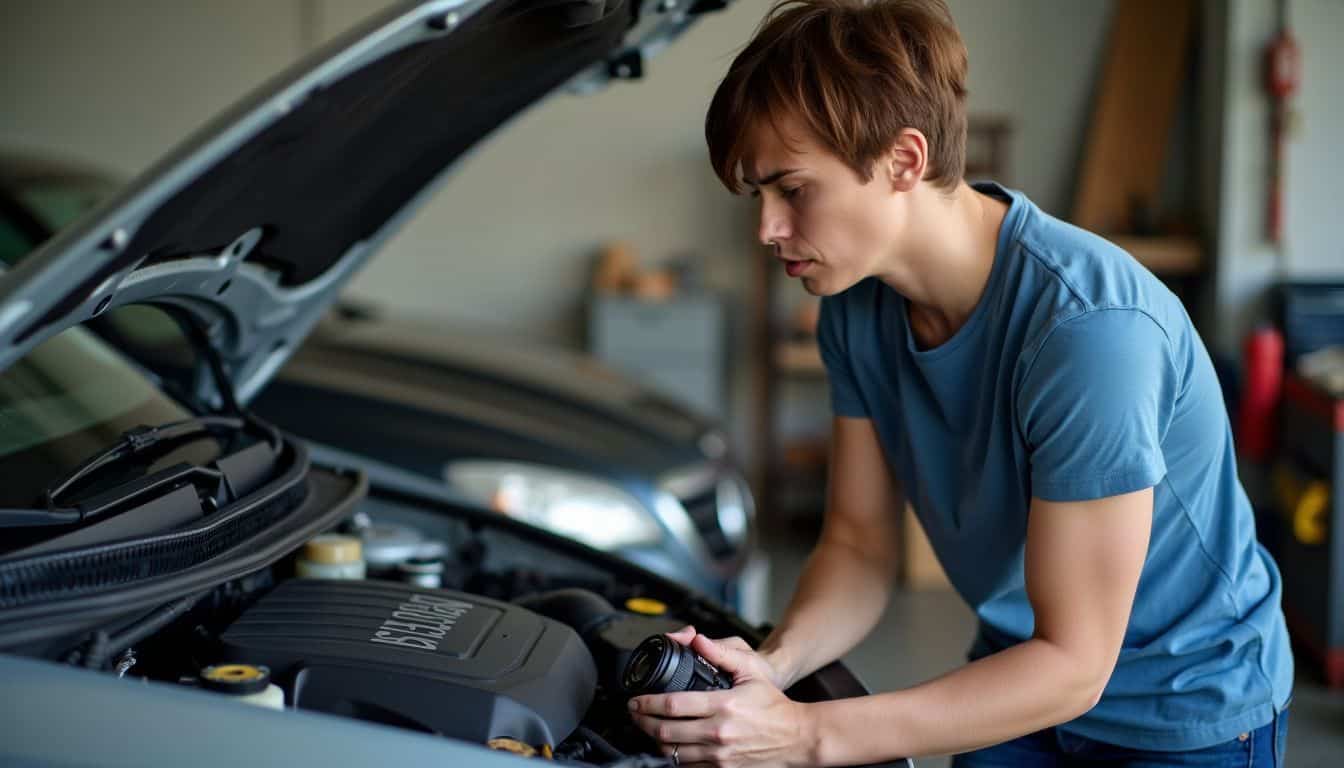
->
xmin=761 ymin=523 xmax=1344 ymax=767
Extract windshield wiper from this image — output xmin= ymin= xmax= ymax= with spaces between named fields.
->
xmin=1 ymin=316 xmax=286 ymax=530
xmin=0 ymin=415 xmax=247 ymax=528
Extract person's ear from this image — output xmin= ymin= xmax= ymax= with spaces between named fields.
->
xmin=885 ymin=128 xmax=928 ymax=192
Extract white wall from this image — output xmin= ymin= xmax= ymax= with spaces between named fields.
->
xmin=1284 ymin=1 xmax=1344 ymax=278
xmin=0 ymin=0 xmax=304 ymax=177
xmin=1212 ymin=0 xmax=1344 ymax=357
xmin=949 ymin=0 xmax=1112 ymax=215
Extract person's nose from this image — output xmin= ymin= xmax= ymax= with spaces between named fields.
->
xmin=757 ymin=197 xmax=792 ymax=248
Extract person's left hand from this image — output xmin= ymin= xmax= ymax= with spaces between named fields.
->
xmin=628 ymin=632 xmax=813 ymax=768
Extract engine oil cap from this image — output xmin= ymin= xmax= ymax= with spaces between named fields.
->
xmin=625 ymin=597 xmax=668 ymax=616
xmin=303 ymin=534 xmax=363 ymax=564
xmin=200 ymin=664 xmax=272 ymax=695
xmin=488 ymin=738 xmax=550 ymax=758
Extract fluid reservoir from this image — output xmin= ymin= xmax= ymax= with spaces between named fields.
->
xmin=296 ymin=534 xmax=366 ymax=580
xmin=199 ymin=664 xmax=285 ymax=710
xmin=358 ymin=522 xmax=424 ymax=576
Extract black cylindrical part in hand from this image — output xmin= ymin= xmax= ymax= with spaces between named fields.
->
xmin=622 ymin=634 xmax=732 ymax=695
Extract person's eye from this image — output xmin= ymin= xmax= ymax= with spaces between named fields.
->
xmin=782 ymin=186 xmax=803 ymax=200
xmin=749 ymin=189 xmax=760 ymax=199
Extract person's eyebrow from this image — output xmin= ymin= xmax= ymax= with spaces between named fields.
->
xmin=743 ymin=168 xmax=802 ymax=187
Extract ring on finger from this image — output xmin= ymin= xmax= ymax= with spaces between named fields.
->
xmin=672 ymin=744 xmax=679 ymax=766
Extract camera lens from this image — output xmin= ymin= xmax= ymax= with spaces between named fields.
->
xmin=622 ymin=634 xmax=732 ymax=695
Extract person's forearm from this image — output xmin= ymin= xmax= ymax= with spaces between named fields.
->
xmin=804 ymin=638 xmax=1107 ymax=765
xmin=759 ymin=533 xmax=895 ymax=688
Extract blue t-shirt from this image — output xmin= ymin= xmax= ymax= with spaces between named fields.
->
xmin=817 ymin=183 xmax=1292 ymax=750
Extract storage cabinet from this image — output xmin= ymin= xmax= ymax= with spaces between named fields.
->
xmin=588 ymin=296 xmax=726 ymax=419
xmin=1276 ymin=374 xmax=1344 ymax=685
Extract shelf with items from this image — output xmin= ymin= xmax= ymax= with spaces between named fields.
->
xmin=587 ymin=240 xmax=727 ymax=419
xmin=1109 ymin=235 xmax=1203 ymax=277
xmin=774 ymin=339 xmax=825 ymax=375
xmin=749 ymin=255 xmax=829 ymax=528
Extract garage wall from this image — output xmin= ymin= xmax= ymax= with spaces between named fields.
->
xmin=1210 ymin=0 xmax=1344 ymax=357
xmin=0 ymin=0 xmax=304 ymax=178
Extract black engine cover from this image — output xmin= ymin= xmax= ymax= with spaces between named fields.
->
xmin=220 ymin=579 xmax=596 ymax=745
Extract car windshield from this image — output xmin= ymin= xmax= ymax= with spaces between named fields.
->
xmin=0 ymin=191 xmax=44 ymax=267
xmin=0 ymin=325 xmax=200 ymax=509
xmin=0 ymin=164 xmax=119 ymax=267
xmin=0 ymin=208 xmax=34 ymax=266
xmin=1 ymin=162 xmax=212 ymax=509
xmin=12 ymin=175 xmax=112 ymax=233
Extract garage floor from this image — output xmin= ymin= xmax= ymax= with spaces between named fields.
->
xmin=761 ymin=523 xmax=1344 ymax=767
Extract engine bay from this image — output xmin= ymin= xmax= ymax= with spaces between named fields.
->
xmin=37 ymin=490 xmax=746 ymax=766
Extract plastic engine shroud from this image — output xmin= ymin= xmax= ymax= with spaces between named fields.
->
xmin=220 ymin=579 xmax=597 ymax=745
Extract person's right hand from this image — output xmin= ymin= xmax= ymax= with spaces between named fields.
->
xmin=629 ymin=633 xmax=813 ymax=768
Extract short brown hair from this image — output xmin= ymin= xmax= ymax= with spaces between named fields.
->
xmin=705 ymin=0 xmax=968 ymax=194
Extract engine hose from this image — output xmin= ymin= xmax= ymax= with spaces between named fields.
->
xmin=64 ymin=629 xmax=110 ymax=667
xmin=82 ymin=590 xmax=210 ymax=669
xmin=572 ymin=726 xmax=625 ymax=763
xmin=516 ymin=589 xmax=617 ymax=638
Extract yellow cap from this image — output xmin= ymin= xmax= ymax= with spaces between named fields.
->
xmin=625 ymin=597 xmax=668 ymax=616
xmin=488 ymin=738 xmax=538 ymax=757
xmin=202 ymin=664 xmax=268 ymax=685
xmin=303 ymin=534 xmax=363 ymax=564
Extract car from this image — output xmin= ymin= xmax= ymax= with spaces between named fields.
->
xmin=0 ymin=160 xmax=762 ymax=618
xmin=253 ymin=307 xmax=765 ymax=616
xmin=0 ymin=1 xmax=906 ymax=766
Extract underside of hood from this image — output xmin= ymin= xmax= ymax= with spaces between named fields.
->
xmin=0 ymin=0 xmax=727 ymax=401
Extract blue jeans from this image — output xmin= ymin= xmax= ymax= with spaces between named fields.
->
xmin=950 ymin=710 xmax=1289 ymax=767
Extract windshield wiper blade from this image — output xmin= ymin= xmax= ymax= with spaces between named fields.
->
xmin=0 ymin=415 xmax=245 ymax=528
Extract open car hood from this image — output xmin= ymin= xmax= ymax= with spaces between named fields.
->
xmin=0 ymin=0 xmax=729 ymax=400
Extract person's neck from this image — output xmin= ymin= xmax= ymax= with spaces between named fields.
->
xmin=875 ymin=181 xmax=1007 ymax=350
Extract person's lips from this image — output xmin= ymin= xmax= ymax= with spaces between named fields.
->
xmin=784 ymin=259 xmax=813 ymax=278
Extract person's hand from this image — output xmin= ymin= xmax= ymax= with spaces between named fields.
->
xmin=628 ymin=631 xmax=814 ymax=768
xmin=659 ymin=627 xmax=790 ymax=689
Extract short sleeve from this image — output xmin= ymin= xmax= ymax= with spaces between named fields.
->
xmin=816 ymin=296 xmax=868 ymax=418
xmin=1017 ymin=310 xmax=1177 ymax=502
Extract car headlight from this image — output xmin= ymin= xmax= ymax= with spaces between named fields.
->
xmin=443 ymin=461 xmax=664 ymax=550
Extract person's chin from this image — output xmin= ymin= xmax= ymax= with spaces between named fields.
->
xmin=800 ymin=271 xmax=846 ymax=297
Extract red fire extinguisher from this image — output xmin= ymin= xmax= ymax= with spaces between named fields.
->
xmin=1238 ymin=326 xmax=1284 ymax=461
xmin=1265 ymin=1 xmax=1301 ymax=244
